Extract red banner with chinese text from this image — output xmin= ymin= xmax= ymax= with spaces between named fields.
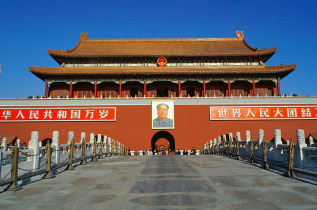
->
xmin=0 ymin=107 xmax=116 ymax=122
xmin=210 ymin=106 xmax=317 ymax=120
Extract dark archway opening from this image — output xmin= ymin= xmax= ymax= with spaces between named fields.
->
xmin=151 ymin=131 xmax=175 ymax=152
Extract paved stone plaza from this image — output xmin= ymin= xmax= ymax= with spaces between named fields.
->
xmin=0 ymin=155 xmax=317 ymax=209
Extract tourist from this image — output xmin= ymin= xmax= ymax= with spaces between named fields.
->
xmin=190 ymin=147 xmax=196 ymax=155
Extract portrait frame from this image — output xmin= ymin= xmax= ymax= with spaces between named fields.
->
xmin=152 ymin=100 xmax=174 ymax=129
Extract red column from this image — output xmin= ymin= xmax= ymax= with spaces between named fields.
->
xmin=203 ymin=80 xmax=206 ymax=97
xmin=143 ymin=81 xmax=147 ymax=97
xmin=227 ymin=80 xmax=231 ymax=97
xmin=178 ymin=81 xmax=181 ymax=97
xmin=69 ymin=82 xmax=73 ymax=98
xmin=252 ymin=80 xmax=256 ymax=96
xmin=94 ymin=81 xmax=97 ymax=98
xmin=277 ymin=79 xmax=281 ymax=96
xmin=45 ymin=81 xmax=48 ymax=98
xmin=273 ymin=85 xmax=277 ymax=96
xmin=119 ymin=81 xmax=122 ymax=97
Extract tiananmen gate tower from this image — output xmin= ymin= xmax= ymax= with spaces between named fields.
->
xmin=1 ymin=31 xmax=316 ymax=151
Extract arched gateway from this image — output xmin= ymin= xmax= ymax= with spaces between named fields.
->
xmin=151 ymin=131 xmax=175 ymax=152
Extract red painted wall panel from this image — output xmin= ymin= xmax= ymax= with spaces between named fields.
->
xmin=1 ymin=103 xmax=317 ymax=150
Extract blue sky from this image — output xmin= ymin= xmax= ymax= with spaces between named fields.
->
xmin=0 ymin=0 xmax=316 ymax=98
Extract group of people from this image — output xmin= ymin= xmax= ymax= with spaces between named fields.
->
xmin=127 ymin=147 xmax=197 ymax=156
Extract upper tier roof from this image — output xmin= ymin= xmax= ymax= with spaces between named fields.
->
xmin=48 ymin=31 xmax=276 ymax=62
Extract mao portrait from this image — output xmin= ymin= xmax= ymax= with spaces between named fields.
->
xmin=152 ymin=100 xmax=174 ymax=129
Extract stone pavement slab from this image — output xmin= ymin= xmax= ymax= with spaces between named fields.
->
xmin=0 ymin=155 xmax=317 ymax=210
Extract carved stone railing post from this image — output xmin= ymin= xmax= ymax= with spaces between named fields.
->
xmin=222 ymin=134 xmax=227 ymax=155
xmin=258 ymin=129 xmax=264 ymax=144
xmin=68 ymin=131 xmax=74 ymax=144
xmin=80 ymin=132 xmax=87 ymax=165
xmin=16 ymin=139 xmax=21 ymax=150
xmin=236 ymin=132 xmax=241 ymax=142
xmin=103 ymin=135 xmax=107 ymax=156
xmin=211 ymin=139 xmax=214 ymax=155
xmin=261 ymin=137 xmax=269 ymax=169
xmin=52 ymin=131 xmax=60 ymax=164
xmin=308 ymin=136 xmax=314 ymax=147
xmin=90 ymin=133 xmax=95 ymax=144
xmin=245 ymin=130 xmax=251 ymax=153
xmin=92 ymin=136 xmax=97 ymax=161
xmin=258 ymin=129 xmax=264 ymax=158
xmin=249 ymin=137 xmax=254 ymax=164
xmin=97 ymin=134 xmax=103 ymax=159
xmin=274 ymin=129 xmax=282 ymax=161
xmin=108 ymin=137 xmax=112 ymax=156
xmin=229 ymin=136 xmax=233 ymax=157
xmin=105 ymin=136 xmax=109 ymax=156
xmin=295 ymin=129 xmax=307 ymax=169
xmin=229 ymin=132 xmax=233 ymax=143
xmin=217 ymin=136 xmax=221 ymax=155
xmin=90 ymin=133 xmax=95 ymax=157
xmin=116 ymin=141 xmax=119 ymax=156
xmin=111 ymin=139 xmax=115 ymax=156
xmin=29 ymin=131 xmax=40 ymax=170
xmin=1 ymin=137 xmax=8 ymax=151
xmin=236 ymin=132 xmax=241 ymax=160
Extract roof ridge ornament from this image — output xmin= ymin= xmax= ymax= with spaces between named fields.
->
xmin=80 ymin=32 xmax=88 ymax=41
xmin=236 ymin=31 xmax=244 ymax=40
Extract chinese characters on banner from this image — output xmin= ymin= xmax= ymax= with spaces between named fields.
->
xmin=210 ymin=106 xmax=317 ymax=120
xmin=0 ymin=107 xmax=116 ymax=122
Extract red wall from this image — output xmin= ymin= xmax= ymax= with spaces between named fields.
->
xmin=1 ymin=103 xmax=317 ymax=150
